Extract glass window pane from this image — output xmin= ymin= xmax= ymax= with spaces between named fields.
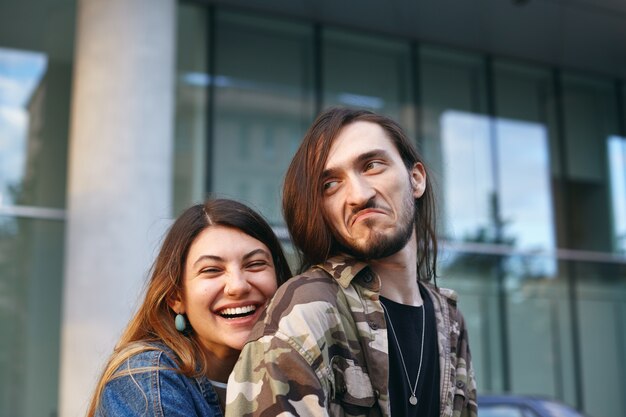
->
xmin=174 ymin=3 xmax=209 ymax=215
xmin=493 ymin=60 xmax=557 ymax=267
xmin=0 ymin=217 xmax=65 ymax=417
xmin=0 ymin=46 xmax=69 ymax=210
xmin=322 ymin=29 xmax=414 ymax=136
xmin=561 ymin=74 xmax=620 ymax=252
xmin=212 ymin=11 xmax=315 ymax=224
xmin=0 ymin=0 xmax=73 ymax=210
xmin=576 ymin=260 xmax=626 ymax=417
xmin=440 ymin=250 xmax=503 ymax=392
xmin=419 ymin=46 xmax=490 ymax=244
xmin=505 ymin=259 xmax=574 ymax=401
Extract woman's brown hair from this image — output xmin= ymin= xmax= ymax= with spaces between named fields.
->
xmin=283 ymin=107 xmax=437 ymax=280
xmin=87 ymin=199 xmax=291 ymax=416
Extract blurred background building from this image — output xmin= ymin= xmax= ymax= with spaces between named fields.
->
xmin=1 ymin=0 xmax=625 ymax=416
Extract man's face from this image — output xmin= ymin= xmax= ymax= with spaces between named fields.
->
xmin=321 ymin=121 xmax=426 ymax=259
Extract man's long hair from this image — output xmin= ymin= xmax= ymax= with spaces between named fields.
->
xmin=283 ymin=107 xmax=438 ymax=280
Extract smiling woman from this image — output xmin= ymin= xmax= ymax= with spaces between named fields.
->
xmin=86 ymin=199 xmax=291 ymax=417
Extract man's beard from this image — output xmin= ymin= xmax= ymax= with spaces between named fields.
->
xmin=337 ymin=193 xmax=416 ymax=260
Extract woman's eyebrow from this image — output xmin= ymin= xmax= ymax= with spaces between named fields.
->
xmin=242 ymin=249 xmax=271 ymax=261
xmin=192 ymin=254 xmax=223 ymax=268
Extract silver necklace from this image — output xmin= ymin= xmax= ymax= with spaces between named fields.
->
xmin=381 ymin=301 xmax=425 ymax=406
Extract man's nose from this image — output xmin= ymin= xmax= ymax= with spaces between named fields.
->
xmin=346 ymin=176 xmax=376 ymax=207
xmin=224 ymin=270 xmax=252 ymax=297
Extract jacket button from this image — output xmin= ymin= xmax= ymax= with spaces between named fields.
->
xmin=456 ymin=380 xmax=465 ymax=389
xmin=369 ymin=321 xmax=379 ymax=330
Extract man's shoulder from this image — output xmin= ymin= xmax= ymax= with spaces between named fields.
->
xmin=266 ymin=266 xmax=344 ymax=318
xmin=248 ymin=265 xmax=358 ymax=342
xmin=422 ymin=281 xmax=459 ymax=305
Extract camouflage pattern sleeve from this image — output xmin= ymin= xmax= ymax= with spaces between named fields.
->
xmin=226 ymin=334 xmax=330 ymax=417
xmin=453 ymin=308 xmax=478 ymax=417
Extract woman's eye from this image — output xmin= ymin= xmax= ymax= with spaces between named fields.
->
xmin=199 ymin=267 xmax=221 ymax=275
xmin=246 ymin=260 xmax=268 ymax=270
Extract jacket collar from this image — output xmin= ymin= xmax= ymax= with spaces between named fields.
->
xmin=315 ymin=255 xmax=369 ymax=289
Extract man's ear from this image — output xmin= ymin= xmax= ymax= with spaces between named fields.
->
xmin=410 ymin=162 xmax=427 ymax=198
xmin=167 ymin=292 xmax=184 ymax=314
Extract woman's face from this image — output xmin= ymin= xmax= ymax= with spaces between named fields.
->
xmin=173 ymin=225 xmax=278 ymax=358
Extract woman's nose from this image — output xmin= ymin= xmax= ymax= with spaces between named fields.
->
xmin=224 ymin=270 xmax=252 ymax=297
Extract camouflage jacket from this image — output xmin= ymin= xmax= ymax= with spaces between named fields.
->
xmin=226 ymin=256 xmax=477 ymax=417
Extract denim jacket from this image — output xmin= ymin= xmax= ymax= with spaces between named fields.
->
xmin=96 ymin=344 xmax=223 ymax=417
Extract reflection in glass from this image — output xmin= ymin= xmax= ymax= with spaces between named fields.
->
xmin=493 ymin=61 xmax=557 ymax=257
xmin=441 ymin=110 xmax=493 ymax=242
xmin=0 ymin=48 xmax=47 ymax=208
xmin=419 ymin=46 xmax=488 ymax=242
xmin=497 ymin=118 xmax=553 ymax=250
xmin=607 ymin=136 xmax=626 ymax=253
xmin=441 ymin=113 xmax=555 ymax=255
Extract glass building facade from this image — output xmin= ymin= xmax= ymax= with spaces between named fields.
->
xmin=1 ymin=1 xmax=625 ymax=416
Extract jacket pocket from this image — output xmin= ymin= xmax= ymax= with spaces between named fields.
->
xmin=330 ymin=356 xmax=376 ymax=409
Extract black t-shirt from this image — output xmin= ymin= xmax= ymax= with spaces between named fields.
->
xmin=381 ymin=283 xmax=440 ymax=417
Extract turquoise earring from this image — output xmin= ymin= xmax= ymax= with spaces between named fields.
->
xmin=175 ymin=313 xmax=187 ymax=332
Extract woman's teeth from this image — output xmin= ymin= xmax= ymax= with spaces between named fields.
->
xmin=219 ymin=305 xmax=256 ymax=318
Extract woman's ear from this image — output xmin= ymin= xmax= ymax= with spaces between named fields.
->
xmin=167 ymin=292 xmax=184 ymax=314
xmin=410 ymin=162 xmax=427 ymax=198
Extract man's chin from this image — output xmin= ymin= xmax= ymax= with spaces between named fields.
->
xmin=339 ymin=224 xmax=414 ymax=260
xmin=340 ymin=237 xmax=397 ymax=260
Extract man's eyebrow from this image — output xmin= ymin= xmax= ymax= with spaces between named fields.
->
xmin=355 ymin=149 xmax=390 ymax=164
xmin=322 ymin=149 xmax=390 ymax=179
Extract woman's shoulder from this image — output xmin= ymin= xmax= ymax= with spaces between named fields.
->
xmin=98 ymin=343 xmax=213 ymax=416
xmin=111 ymin=341 xmax=179 ymax=373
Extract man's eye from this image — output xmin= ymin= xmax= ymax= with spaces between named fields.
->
xmin=365 ymin=161 xmax=383 ymax=171
xmin=323 ymin=180 xmax=338 ymax=191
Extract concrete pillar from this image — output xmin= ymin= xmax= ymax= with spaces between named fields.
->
xmin=58 ymin=1 xmax=175 ymax=416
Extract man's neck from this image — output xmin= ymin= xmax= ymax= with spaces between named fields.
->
xmin=369 ymin=233 xmax=423 ymax=307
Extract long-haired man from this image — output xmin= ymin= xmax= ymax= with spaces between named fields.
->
xmin=227 ymin=108 xmax=477 ymax=417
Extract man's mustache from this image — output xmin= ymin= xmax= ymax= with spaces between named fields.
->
xmin=350 ymin=198 xmax=387 ymax=217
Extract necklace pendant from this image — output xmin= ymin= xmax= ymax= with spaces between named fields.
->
xmin=409 ymin=395 xmax=418 ymax=405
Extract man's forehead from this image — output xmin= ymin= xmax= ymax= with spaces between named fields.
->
xmin=323 ymin=121 xmax=399 ymax=169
